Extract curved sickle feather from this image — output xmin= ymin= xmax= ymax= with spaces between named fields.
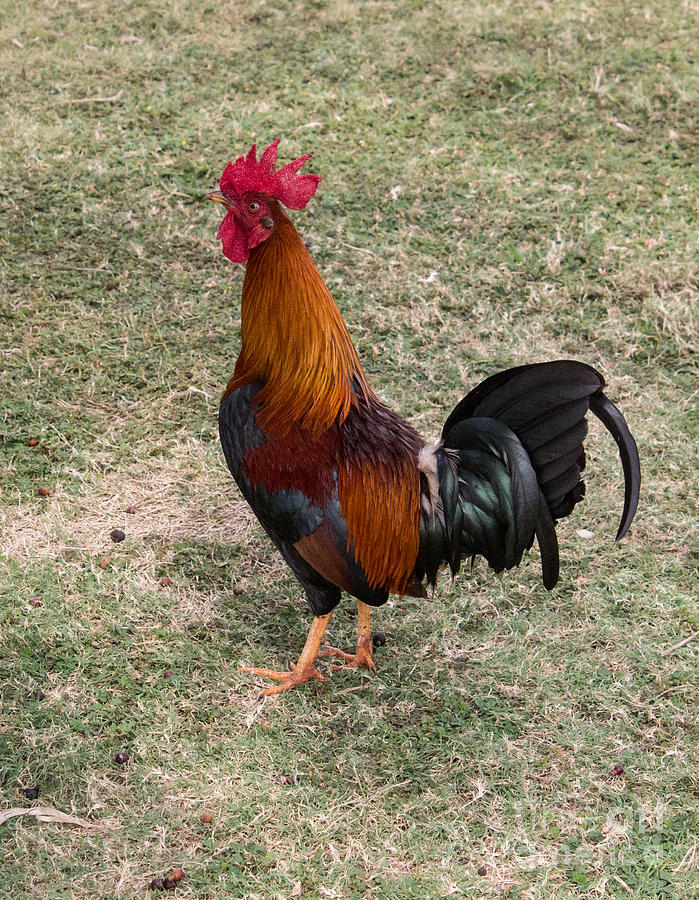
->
xmin=535 ymin=491 xmax=560 ymax=589
xmin=589 ymin=392 xmax=641 ymax=541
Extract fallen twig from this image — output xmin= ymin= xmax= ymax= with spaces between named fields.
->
xmin=0 ymin=806 xmax=101 ymax=829
xmin=661 ymin=632 xmax=697 ymax=657
xmin=63 ymin=89 xmax=124 ymax=104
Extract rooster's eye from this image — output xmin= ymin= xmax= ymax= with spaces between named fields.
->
xmin=248 ymin=201 xmax=260 ymax=213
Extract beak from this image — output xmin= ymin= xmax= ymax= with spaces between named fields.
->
xmin=205 ymin=190 xmax=235 ymax=209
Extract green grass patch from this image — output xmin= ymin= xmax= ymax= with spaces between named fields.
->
xmin=1 ymin=1 xmax=696 ymax=897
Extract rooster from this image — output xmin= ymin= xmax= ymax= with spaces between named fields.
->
xmin=206 ymin=140 xmax=640 ymax=696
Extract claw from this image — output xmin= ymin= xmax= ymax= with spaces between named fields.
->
xmin=240 ymin=664 xmax=325 ymax=696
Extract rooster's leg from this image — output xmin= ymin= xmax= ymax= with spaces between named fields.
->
xmin=240 ymin=612 xmax=333 ymax=696
xmin=319 ymin=600 xmax=376 ymax=672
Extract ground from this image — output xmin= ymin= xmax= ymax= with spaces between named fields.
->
xmin=0 ymin=1 xmax=697 ymax=898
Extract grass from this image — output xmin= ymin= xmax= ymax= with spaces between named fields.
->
xmin=1 ymin=0 xmax=697 ymax=897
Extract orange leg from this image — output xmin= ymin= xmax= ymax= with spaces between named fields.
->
xmin=320 ymin=600 xmax=376 ymax=672
xmin=240 ymin=612 xmax=333 ymax=696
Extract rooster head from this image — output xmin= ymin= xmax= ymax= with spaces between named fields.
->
xmin=206 ymin=139 xmax=321 ymax=263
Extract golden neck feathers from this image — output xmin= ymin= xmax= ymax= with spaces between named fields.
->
xmin=225 ymin=206 xmax=375 ymax=434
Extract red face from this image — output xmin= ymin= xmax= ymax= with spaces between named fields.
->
xmin=208 ymin=191 xmax=275 ymax=263
xmin=208 ymin=141 xmax=320 ymax=262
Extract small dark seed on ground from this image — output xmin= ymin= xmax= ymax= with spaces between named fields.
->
xmin=28 ymin=438 xmax=38 ymax=446
xmin=163 ymin=670 xmax=174 ymax=679
xmin=105 ymin=282 xmax=118 ymax=291
xmin=99 ymin=556 xmax=112 ymax=569
xmin=114 ymin=751 xmax=130 ymax=764
xmin=125 ymin=505 xmax=137 ymax=514
xmin=159 ymin=577 xmax=173 ymax=587
xmin=33 ymin=690 xmax=45 ymax=700
xmin=233 ymin=586 xmax=245 ymax=595
xmin=372 ymin=631 xmax=386 ymax=647
xmin=477 ymin=864 xmax=487 ymax=876
xmin=171 ymin=869 xmax=184 ymax=883
xmin=149 ymin=877 xmax=164 ymax=890
xmin=110 ymin=528 xmax=126 ymax=542
xmin=611 ymin=763 xmax=624 ymax=776
xmin=199 ymin=809 xmax=213 ymax=824
xmin=30 ymin=597 xmax=43 ymax=607
xmin=185 ymin=371 xmax=194 ymax=379
xmin=23 ymin=787 xmax=40 ymax=800
xmin=162 ymin=876 xmax=176 ymax=890
xmin=37 ymin=486 xmax=52 ymax=497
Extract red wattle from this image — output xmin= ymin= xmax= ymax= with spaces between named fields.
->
xmin=217 ymin=213 xmax=250 ymax=263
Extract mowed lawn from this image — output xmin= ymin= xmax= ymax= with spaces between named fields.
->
xmin=1 ymin=1 xmax=696 ymax=898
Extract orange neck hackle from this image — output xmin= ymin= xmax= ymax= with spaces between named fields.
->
xmin=226 ymin=204 xmax=375 ymax=434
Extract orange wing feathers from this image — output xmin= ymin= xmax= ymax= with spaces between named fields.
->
xmin=338 ymin=455 xmax=420 ymax=593
xmin=242 ymin=405 xmax=423 ymax=595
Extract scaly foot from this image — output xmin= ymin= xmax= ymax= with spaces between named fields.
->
xmin=239 ymin=661 xmax=325 ymax=697
xmin=240 ymin=611 xmax=333 ymax=697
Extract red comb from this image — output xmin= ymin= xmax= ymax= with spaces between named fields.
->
xmin=219 ymin=139 xmax=320 ymax=209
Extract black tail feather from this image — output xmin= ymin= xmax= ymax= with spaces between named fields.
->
xmin=534 ymin=492 xmax=559 ymax=589
xmin=589 ymin=391 xmax=641 ymax=540
xmin=442 ymin=360 xmax=603 ymax=438
xmin=422 ymin=360 xmax=640 ymax=591
xmin=419 ymin=417 xmax=541 ymax=588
